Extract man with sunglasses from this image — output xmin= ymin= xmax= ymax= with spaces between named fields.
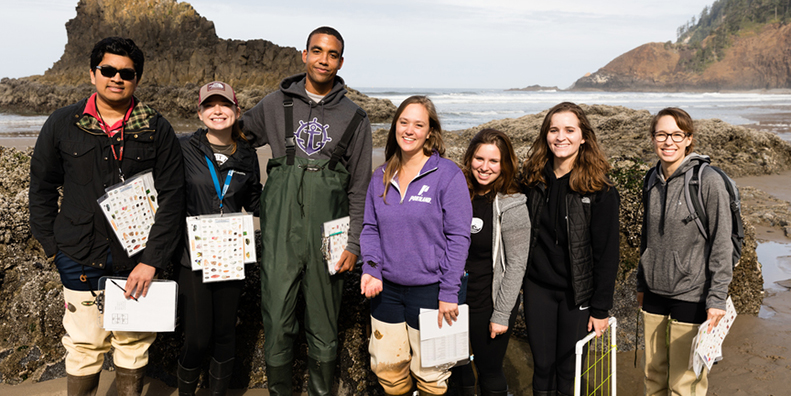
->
xmin=29 ymin=37 xmax=184 ymax=396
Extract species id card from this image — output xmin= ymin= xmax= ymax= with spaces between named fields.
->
xmin=691 ymin=296 xmax=737 ymax=377
xmin=187 ymin=213 xmax=255 ymax=283
xmin=97 ymin=171 xmax=159 ymax=257
xmin=320 ymin=216 xmax=349 ymax=275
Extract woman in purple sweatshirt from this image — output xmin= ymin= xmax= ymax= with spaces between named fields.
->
xmin=360 ymin=95 xmax=472 ymax=396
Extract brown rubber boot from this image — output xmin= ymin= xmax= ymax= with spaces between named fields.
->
xmin=115 ymin=366 xmax=146 ymax=396
xmin=67 ymin=372 xmax=100 ymax=396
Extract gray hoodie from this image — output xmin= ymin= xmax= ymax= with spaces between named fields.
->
xmin=490 ymin=193 xmax=530 ymax=326
xmin=241 ymin=73 xmax=373 ymax=255
xmin=637 ymin=153 xmax=733 ymax=311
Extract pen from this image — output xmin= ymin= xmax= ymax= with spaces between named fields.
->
xmin=110 ymin=279 xmax=139 ymax=302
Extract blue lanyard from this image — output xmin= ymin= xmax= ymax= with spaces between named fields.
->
xmin=205 ymin=155 xmax=234 ymax=212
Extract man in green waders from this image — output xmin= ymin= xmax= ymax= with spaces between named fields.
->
xmin=241 ymin=26 xmax=372 ymax=395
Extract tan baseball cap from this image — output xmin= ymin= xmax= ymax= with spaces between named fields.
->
xmin=198 ymin=81 xmax=238 ymax=106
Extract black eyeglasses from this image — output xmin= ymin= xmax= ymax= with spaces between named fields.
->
xmin=653 ymin=132 xmax=689 ymax=143
xmin=95 ymin=65 xmax=137 ymax=81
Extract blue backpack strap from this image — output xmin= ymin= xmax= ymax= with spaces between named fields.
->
xmin=685 ymin=163 xmax=709 ymax=239
xmin=283 ymin=98 xmax=295 ymax=165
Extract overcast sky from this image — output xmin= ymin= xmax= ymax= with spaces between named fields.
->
xmin=0 ymin=0 xmax=714 ymax=89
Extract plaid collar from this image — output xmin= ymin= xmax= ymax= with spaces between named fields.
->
xmin=78 ymin=95 xmax=157 ymax=133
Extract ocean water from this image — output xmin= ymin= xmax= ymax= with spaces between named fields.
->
xmin=359 ymin=88 xmax=791 ymax=140
xmin=2 ymin=89 xmax=790 ymax=141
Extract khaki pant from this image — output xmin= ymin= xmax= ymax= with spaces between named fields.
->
xmin=642 ymin=310 xmax=709 ymax=396
xmin=62 ymin=288 xmax=156 ymax=376
xmin=369 ymin=317 xmax=450 ymax=395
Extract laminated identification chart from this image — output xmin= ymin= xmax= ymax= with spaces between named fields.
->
xmin=97 ymin=171 xmax=158 ymax=257
xmin=187 ymin=213 xmax=256 ymax=282
xmin=692 ymin=296 xmax=737 ymax=377
xmin=321 ymin=216 xmax=349 ymax=275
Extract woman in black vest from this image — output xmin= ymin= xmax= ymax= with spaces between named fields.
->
xmin=520 ymin=102 xmax=620 ymax=396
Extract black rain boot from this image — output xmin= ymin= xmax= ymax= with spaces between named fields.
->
xmin=479 ymin=386 xmax=508 ymax=396
xmin=307 ymin=358 xmax=335 ymax=396
xmin=115 ymin=366 xmax=146 ymax=396
xmin=209 ymin=357 xmax=234 ymax=396
xmin=67 ymin=372 xmax=100 ymax=396
xmin=177 ymin=362 xmax=201 ymax=396
xmin=266 ymin=363 xmax=293 ymax=396
xmin=532 ymin=390 xmax=557 ymax=396
xmin=459 ymin=386 xmax=477 ymax=396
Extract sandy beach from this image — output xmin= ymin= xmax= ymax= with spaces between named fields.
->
xmin=2 ymin=137 xmax=790 ymax=395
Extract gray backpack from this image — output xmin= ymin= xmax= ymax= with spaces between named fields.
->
xmin=642 ymin=163 xmax=744 ymax=268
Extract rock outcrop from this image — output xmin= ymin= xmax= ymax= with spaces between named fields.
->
xmin=2 ymin=104 xmax=786 ymax=392
xmin=571 ymin=23 xmax=791 ymax=91
xmin=0 ymin=0 xmax=395 ymax=122
xmin=506 ymin=84 xmax=560 ymax=91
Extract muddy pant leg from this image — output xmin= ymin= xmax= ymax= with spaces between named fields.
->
xmin=408 ymin=325 xmax=451 ymax=395
xmin=111 ymin=330 xmax=155 ymax=370
xmin=370 ymin=317 xmax=413 ymax=395
xmin=62 ymin=288 xmax=112 ymax=376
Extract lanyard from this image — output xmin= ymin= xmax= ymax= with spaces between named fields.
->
xmin=95 ymin=96 xmax=126 ymax=181
xmin=205 ymin=155 xmax=234 ymax=212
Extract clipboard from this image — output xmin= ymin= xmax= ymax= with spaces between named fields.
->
xmin=99 ymin=277 xmax=177 ymax=332
xmin=321 ymin=216 xmax=349 ymax=275
xmin=418 ymin=304 xmax=471 ymax=368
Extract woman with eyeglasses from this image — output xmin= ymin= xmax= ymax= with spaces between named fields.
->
xmin=520 ymin=102 xmax=620 ymax=396
xmin=637 ymin=107 xmax=732 ymax=396
xmin=175 ymin=81 xmax=262 ymax=396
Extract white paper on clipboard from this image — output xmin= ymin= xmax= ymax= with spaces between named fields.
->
xmin=418 ymin=304 xmax=469 ymax=368
xmin=100 ymin=277 xmax=177 ymax=332
xmin=321 ymin=216 xmax=349 ymax=275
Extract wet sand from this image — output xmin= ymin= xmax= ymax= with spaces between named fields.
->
xmin=2 ymin=139 xmax=790 ymax=395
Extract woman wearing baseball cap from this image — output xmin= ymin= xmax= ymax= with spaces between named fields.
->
xmin=175 ymin=81 xmax=262 ymax=395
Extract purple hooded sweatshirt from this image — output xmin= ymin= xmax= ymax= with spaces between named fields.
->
xmin=361 ymin=151 xmax=472 ymax=304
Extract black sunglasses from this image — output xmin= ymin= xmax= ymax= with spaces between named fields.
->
xmin=95 ymin=65 xmax=137 ymax=81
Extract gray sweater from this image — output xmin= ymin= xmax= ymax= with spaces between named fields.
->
xmin=637 ymin=153 xmax=733 ymax=310
xmin=490 ymin=193 xmax=530 ymax=326
xmin=241 ymin=73 xmax=372 ymax=255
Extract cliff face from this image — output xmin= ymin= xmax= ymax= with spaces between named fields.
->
xmin=572 ymin=23 xmax=791 ymax=91
xmin=0 ymin=0 xmax=395 ymax=122
xmin=36 ymin=0 xmax=301 ymax=88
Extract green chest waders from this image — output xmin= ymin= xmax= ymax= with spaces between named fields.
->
xmin=259 ymin=99 xmax=365 ymax=367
